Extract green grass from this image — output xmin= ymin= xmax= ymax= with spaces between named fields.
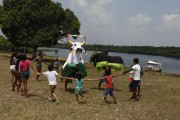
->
xmin=0 ymin=52 xmax=180 ymax=120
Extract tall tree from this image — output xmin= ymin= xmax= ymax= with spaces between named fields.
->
xmin=0 ymin=35 xmax=11 ymax=51
xmin=0 ymin=0 xmax=81 ymax=58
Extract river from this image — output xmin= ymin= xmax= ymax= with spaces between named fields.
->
xmin=39 ymin=48 xmax=180 ymax=75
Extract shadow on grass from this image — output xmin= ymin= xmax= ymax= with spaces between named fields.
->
xmin=27 ymin=93 xmax=48 ymax=100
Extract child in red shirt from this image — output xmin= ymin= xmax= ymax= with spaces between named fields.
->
xmin=91 ymin=66 xmax=122 ymax=104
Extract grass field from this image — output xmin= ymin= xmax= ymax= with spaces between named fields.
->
xmin=0 ymin=52 xmax=180 ymax=120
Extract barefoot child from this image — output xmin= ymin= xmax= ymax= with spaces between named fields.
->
xmin=122 ymin=58 xmax=142 ymax=101
xmin=31 ymin=51 xmax=47 ymax=81
xmin=90 ymin=66 xmax=122 ymax=104
xmin=19 ymin=54 xmax=37 ymax=97
xmin=64 ymin=72 xmax=87 ymax=103
xmin=38 ymin=64 xmax=63 ymax=103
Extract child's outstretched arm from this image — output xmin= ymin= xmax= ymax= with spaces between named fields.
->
xmin=84 ymin=77 xmax=105 ymax=81
xmin=63 ymin=77 xmax=76 ymax=81
xmin=122 ymin=68 xmax=133 ymax=75
xmin=57 ymin=74 xmax=63 ymax=78
xmin=112 ymin=73 xmax=123 ymax=77
xmin=30 ymin=64 xmax=38 ymax=73
xmin=37 ymin=72 xmax=43 ymax=76
xmin=42 ymin=58 xmax=48 ymax=65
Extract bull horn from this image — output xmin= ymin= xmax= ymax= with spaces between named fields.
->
xmin=67 ymin=34 xmax=73 ymax=45
xmin=81 ymin=36 xmax=86 ymax=45
xmin=67 ymin=38 xmax=73 ymax=45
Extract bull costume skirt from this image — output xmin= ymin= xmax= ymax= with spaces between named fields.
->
xmin=61 ymin=63 xmax=87 ymax=83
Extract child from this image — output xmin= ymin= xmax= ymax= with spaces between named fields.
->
xmin=64 ymin=72 xmax=87 ymax=103
xmin=98 ymin=72 xmax=106 ymax=90
xmin=137 ymin=66 xmax=143 ymax=97
xmin=31 ymin=51 xmax=47 ymax=80
xmin=128 ymin=70 xmax=134 ymax=92
xmin=38 ymin=64 xmax=63 ymax=103
xmin=53 ymin=57 xmax=61 ymax=72
xmin=91 ymin=66 xmax=122 ymax=104
xmin=12 ymin=53 xmax=22 ymax=92
xmin=19 ymin=54 xmax=36 ymax=97
xmin=10 ymin=52 xmax=18 ymax=87
xmin=122 ymin=58 xmax=142 ymax=101
xmin=98 ymin=69 xmax=114 ymax=90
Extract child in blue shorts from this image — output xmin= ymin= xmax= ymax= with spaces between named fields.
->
xmin=91 ymin=66 xmax=122 ymax=104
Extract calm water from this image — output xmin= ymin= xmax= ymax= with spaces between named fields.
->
xmin=39 ymin=48 xmax=180 ymax=75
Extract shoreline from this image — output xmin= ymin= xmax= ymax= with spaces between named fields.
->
xmin=1 ymin=52 xmax=180 ymax=76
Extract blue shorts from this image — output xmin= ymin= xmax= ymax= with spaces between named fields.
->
xmin=21 ymin=71 xmax=30 ymax=79
xmin=130 ymin=80 xmax=140 ymax=91
xmin=104 ymin=88 xmax=114 ymax=97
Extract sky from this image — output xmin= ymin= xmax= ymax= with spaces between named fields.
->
xmin=1 ymin=0 xmax=180 ymax=47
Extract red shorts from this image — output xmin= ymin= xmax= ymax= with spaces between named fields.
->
xmin=128 ymin=78 xmax=133 ymax=83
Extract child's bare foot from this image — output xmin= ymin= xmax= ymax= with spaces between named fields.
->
xmin=129 ymin=96 xmax=134 ymax=101
xmin=83 ymin=99 xmax=87 ymax=103
xmin=21 ymin=94 xmax=28 ymax=98
xmin=56 ymin=101 xmax=60 ymax=104
xmin=132 ymin=98 xmax=139 ymax=102
xmin=48 ymin=97 xmax=53 ymax=102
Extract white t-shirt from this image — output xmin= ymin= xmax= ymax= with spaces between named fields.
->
xmin=43 ymin=71 xmax=58 ymax=85
xmin=132 ymin=64 xmax=141 ymax=81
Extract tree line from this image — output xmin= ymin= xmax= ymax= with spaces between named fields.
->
xmin=54 ymin=43 xmax=180 ymax=59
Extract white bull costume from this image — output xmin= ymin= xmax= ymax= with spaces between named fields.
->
xmin=61 ymin=34 xmax=87 ymax=79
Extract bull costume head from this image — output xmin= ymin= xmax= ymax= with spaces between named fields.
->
xmin=63 ymin=34 xmax=86 ymax=68
xmin=61 ymin=34 xmax=87 ymax=78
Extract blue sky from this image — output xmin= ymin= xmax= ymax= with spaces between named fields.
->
xmin=1 ymin=0 xmax=180 ymax=47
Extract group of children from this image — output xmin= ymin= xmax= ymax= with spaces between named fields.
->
xmin=10 ymin=52 xmax=143 ymax=104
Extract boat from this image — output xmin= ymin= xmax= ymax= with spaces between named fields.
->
xmin=146 ymin=60 xmax=162 ymax=72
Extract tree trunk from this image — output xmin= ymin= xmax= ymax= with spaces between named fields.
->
xmin=32 ymin=47 xmax=38 ymax=59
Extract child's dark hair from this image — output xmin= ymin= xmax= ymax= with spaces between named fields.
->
xmin=105 ymin=66 xmax=111 ymax=75
xmin=133 ymin=58 xmax=139 ymax=64
xmin=76 ymin=71 xmax=83 ymax=80
xmin=21 ymin=54 xmax=27 ymax=60
xmin=48 ymin=64 xmax=54 ymax=71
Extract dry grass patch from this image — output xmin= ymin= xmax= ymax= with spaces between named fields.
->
xmin=0 ymin=52 xmax=179 ymax=120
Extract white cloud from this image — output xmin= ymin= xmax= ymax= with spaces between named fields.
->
xmin=127 ymin=13 xmax=152 ymax=36
xmin=155 ymin=14 xmax=180 ymax=32
xmin=72 ymin=0 xmax=115 ymax=28
xmin=128 ymin=13 xmax=152 ymax=27
xmin=163 ymin=14 xmax=180 ymax=26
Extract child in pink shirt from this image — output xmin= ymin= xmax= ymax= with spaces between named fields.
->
xmin=19 ymin=54 xmax=36 ymax=97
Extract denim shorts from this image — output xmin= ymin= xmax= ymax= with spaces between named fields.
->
xmin=104 ymin=88 xmax=114 ymax=97
xmin=21 ymin=71 xmax=30 ymax=79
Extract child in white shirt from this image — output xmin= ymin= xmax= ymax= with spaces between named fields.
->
xmin=38 ymin=64 xmax=63 ymax=103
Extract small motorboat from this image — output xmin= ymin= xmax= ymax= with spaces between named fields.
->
xmin=146 ymin=60 xmax=162 ymax=72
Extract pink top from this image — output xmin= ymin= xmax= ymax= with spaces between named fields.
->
xmin=19 ymin=60 xmax=31 ymax=71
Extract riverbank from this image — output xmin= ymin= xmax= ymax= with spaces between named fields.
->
xmin=0 ymin=52 xmax=179 ymax=120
